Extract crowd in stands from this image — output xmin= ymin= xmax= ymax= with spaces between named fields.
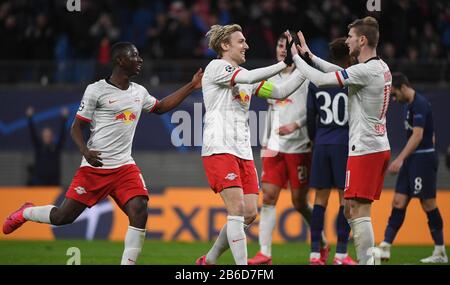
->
xmin=1 ymin=0 xmax=449 ymax=63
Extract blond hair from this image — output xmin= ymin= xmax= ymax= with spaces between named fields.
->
xmin=348 ymin=16 xmax=379 ymax=48
xmin=206 ymin=24 xmax=242 ymax=57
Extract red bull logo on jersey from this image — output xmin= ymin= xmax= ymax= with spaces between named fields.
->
xmin=274 ymin=98 xmax=294 ymax=106
xmin=233 ymin=90 xmax=250 ymax=105
xmin=115 ymin=110 xmax=137 ymax=124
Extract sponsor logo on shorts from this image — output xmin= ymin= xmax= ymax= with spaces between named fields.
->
xmin=225 ymin=173 xmax=238 ymax=181
xmin=75 ymin=186 xmax=87 ymax=195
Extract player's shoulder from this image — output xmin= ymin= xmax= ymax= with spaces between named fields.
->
xmin=413 ymin=92 xmax=431 ymax=108
xmin=205 ymin=59 xmax=242 ymax=74
xmin=84 ymin=79 xmax=107 ymax=96
xmin=130 ymin=81 xmax=147 ymax=92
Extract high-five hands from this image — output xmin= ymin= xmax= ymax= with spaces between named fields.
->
xmin=283 ymin=31 xmax=296 ymax=66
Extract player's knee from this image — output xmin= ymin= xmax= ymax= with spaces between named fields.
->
xmin=126 ymin=198 xmax=148 ymax=226
xmin=292 ymin=198 xmax=308 ymax=213
xmin=420 ymin=199 xmax=436 ymax=212
xmin=227 ymin=200 xmax=245 ymax=217
xmin=392 ymin=199 xmax=407 ymax=209
xmin=262 ymin=192 xmax=277 ymax=205
xmin=343 ymin=205 xmax=351 ymax=220
xmin=244 ymin=214 xmax=256 ymax=225
xmin=50 ymin=211 xmax=77 ymax=226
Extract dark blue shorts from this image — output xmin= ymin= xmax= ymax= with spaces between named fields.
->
xmin=396 ymin=152 xmax=438 ymax=199
xmin=310 ymin=144 xmax=348 ymax=189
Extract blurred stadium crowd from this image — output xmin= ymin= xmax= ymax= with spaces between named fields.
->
xmin=1 ymin=0 xmax=450 ymax=62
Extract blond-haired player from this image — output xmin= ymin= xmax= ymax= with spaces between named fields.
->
xmin=196 ymin=24 xmax=306 ymax=265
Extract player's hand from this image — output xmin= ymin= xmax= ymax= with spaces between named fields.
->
xmin=26 ymin=106 xmax=34 ymax=117
xmin=83 ymin=150 xmax=103 ymax=167
xmin=277 ymin=122 xmax=299 ymax=136
xmin=261 ymin=147 xmax=278 ymax=158
xmin=297 ymin=31 xmax=313 ymax=59
xmin=283 ymin=31 xmax=296 ymax=66
xmin=388 ymin=158 xmax=403 ymax=174
xmin=61 ymin=107 xmax=69 ymax=118
xmin=191 ymin=68 xmax=203 ymax=89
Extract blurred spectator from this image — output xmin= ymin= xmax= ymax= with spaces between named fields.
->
xmin=26 ymin=106 xmax=69 ymax=186
xmin=382 ymin=42 xmax=396 ymax=61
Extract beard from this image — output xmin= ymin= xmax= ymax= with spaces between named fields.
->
xmin=349 ymin=46 xmax=361 ymax=58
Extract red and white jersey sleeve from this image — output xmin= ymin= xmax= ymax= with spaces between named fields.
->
xmin=76 ymin=80 xmax=157 ymax=168
xmin=142 ymin=90 xmax=159 ymax=113
xmin=335 ymin=58 xmax=391 ymax=156
xmin=201 ymin=59 xmax=257 ymax=160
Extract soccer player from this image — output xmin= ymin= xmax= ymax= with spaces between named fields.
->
xmin=196 ymin=24 xmax=305 ymax=265
xmin=291 ymin=16 xmax=392 ymax=265
xmin=307 ymin=37 xmax=357 ymax=265
xmin=248 ymin=33 xmax=327 ymax=265
xmin=3 ymin=42 xmax=203 ymax=265
xmin=377 ymin=73 xmax=447 ymax=264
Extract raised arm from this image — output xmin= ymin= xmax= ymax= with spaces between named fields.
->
xmin=56 ymin=107 xmax=69 ymax=150
xmin=154 ymin=68 xmax=203 ymax=114
xmin=26 ymin=107 xmax=41 ymax=148
xmin=296 ymin=31 xmax=341 ymax=72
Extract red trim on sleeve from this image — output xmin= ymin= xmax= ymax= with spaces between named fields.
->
xmin=148 ymin=99 xmax=159 ymax=113
xmin=254 ymin=80 xmax=265 ymax=97
xmin=335 ymin=71 xmax=344 ymax=88
xmin=230 ymin=69 xmax=242 ymax=86
xmin=76 ymin=114 xmax=91 ymax=123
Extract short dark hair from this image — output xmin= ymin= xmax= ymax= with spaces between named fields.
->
xmin=392 ymin=72 xmax=411 ymax=89
xmin=111 ymin=42 xmax=134 ymax=64
xmin=348 ymin=16 xmax=379 ymax=48
xmin=329 ymin=37 xmax=350 ymax=65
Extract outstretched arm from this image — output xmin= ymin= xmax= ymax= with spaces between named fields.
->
xmin=154 ymin=68 xmax=203 ymax=114
xmin=71 ymin=118 xmax=103 ymax=167
xmin=293 ymin=54 xmax=340 ymax=88
xmin=256 ymin=69 xmax=306 ymax=100
xmin=233 ymin=61 xmax=287 ymax=85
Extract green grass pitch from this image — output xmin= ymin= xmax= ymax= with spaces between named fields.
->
xmin=0 ymin=240 xmax=446 ymax=265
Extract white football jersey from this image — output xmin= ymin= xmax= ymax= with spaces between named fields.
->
xmin=263 ymin=73 xmax=310 ymax=153
xmin=201 ymin=59 xmax=261 ymax=160
xmin=335 ymin=57 xmax=391 ymax=156
xmin=76 ymin=79 xmax=158 ymax=168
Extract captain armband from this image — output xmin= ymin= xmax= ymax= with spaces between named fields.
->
xmin=256 ymin=81 xmax=274 ymax=99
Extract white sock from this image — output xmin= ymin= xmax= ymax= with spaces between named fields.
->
xmin=206 ymin=222 xmax=252 ymax=264
xmin=23 ymin=205 xmax=54 ymax=224
xmin=335 ymin=253 xmax=348 ymax=259
xmin=121 ymin=226 xmax=146 ymax=265
xmin=206 ymin=224 xmax=229 ymax=264
xmin=349 ymin=217 xmax=374 ymax=265
xmin=227 ymin=215 xmax=247 ymax=265
xmin=434 ymin=245 xmax=446 ymax=254
xmin=259 ymin=204 xmax=276 ymax=257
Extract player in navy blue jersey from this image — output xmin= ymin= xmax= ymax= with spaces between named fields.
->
xmin=306 ymin=38 xmax=357 ymax=265
xmin=377 ymin=73 xmax=447 ymax=264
